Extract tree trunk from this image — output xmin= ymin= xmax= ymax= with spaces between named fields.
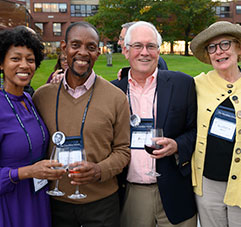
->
xmin=170 ymin=41 xmax=174 ymax=54
xmin=185 ymin=40 xmax=189 ymax=56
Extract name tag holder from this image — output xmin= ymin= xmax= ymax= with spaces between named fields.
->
xmin=130 ymin=118 xmax=153 ymax=149
xmin=209 ymin=105 xmax=236 ymax=142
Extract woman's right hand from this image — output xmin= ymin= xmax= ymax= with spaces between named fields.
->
xmin=18 ymin=160 xmax=66 ymax=181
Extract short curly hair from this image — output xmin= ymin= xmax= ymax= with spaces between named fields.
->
xmin=0 ymin=27 xmax=44 ymax=69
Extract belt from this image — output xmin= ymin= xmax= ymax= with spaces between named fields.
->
xmin=128 ymin=182 xmax=157 ymax=186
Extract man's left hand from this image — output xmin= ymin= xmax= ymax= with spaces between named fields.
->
xmin=152 ymin=137 xmax=178 ymax=159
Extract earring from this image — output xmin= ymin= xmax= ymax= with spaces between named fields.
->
xmin=0 ymin=69 xmax=3 ymax=89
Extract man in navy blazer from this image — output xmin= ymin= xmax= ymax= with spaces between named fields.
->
xmin=112 ymin=21 xmax=197 ymax=226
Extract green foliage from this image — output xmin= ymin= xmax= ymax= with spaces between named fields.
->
xmin=153 ymin=0 xmax=219 ymax=55
xmin=31 ymin=53 xmax=213 ymax=90
xmin=47 ymin=53 xmax=58 ymax=59
xmin=86 ymin=0 xmax=219 ymax=56
xmin=86 ymin=0 xmax=158 ymax=41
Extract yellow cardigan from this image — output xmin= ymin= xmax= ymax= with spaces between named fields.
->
xmin=192 ymin=70 xmax=241 ymax=207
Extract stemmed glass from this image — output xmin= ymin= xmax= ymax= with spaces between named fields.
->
xmin=46 ymin=146 xmax=69 ymax=196
xmin=68 ymin=147 xmax=87 ymax=200
xmin=144 ymin=128 xmax=163 ymax=177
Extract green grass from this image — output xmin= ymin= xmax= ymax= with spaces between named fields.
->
xmin=31 ymin=53 xmax=213 ymax=90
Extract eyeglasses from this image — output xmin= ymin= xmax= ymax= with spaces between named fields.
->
xmin=60 ymin=58 xmax=67 ymax=62
xmin=206 ymin=40 xmax=236 ymax=54
xmin=126 ymin=42 xmax=159 ymax=52
xmin=119 ymin=36 xmax=124 ymax=41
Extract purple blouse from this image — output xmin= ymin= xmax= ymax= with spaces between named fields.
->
xmin=0 ymin=90 xmax=51 ymax=227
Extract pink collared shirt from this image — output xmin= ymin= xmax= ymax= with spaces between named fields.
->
xmin=63 ymin=70 xmax=96 ymax=98
xmin=127 ymin=68 xmax=158 ymax=184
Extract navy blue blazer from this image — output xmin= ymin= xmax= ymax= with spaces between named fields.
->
xmin=158 ymin=56 xmax=168 ymax=70
xmin=112 ymin=69 xmax=197 ymax=224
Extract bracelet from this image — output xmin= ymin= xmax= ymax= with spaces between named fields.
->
xmin=9 ymin=169 xmax=18 ymax=184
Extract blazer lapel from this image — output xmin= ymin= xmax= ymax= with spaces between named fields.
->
xmin=156 ymin=71 xmax=173 ymax=129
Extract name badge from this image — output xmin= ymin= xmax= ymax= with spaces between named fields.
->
xmin=33 ymin=178 xmax=48 ymax=193
xmin=209 ymin=105 xmax=236 ymax=142
xmin=130 ymin=118 xmax=153 ymax=149
xmin=57 ymin=147 xmax=70 ymax=166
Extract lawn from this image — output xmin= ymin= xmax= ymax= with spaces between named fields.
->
xmin=31 ymin=53 xmax=213 ymax=90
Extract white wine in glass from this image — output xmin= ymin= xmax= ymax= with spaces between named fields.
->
xmin=46 ymin=146 xmax=69 ymax=196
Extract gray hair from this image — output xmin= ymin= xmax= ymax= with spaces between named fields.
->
xmin=124 ymin=21 xmax=162 ymax=50
xmin=121 ymin=22 xmax=136 ymax=29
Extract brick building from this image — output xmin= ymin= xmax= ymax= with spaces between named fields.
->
xmin=0 ymin=0 xmax=32 ymax=30
xmin=216 ymin=0 xmax=241 ymax=24
xmin=30 ymin=0 xmax=99 ymax=54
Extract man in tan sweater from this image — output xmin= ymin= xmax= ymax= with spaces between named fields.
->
xmin=33 ymin=21 xmax=130 ymax=227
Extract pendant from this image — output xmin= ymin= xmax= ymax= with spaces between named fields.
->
xmin=130 ymin=114 xmax=141 ymax=127
xmin=52 ymin=131 xmax=65 ymax=145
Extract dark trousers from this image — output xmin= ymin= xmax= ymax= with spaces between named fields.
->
xmin=50 ymin=192 xmax=120 ymax=227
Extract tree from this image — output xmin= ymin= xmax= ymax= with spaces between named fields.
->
xmin=152 ymin=0 xmax=219 ymax=55
xmin=86 ymin=0 xmax=161 ymax=42
xmin=86 ymin=0 xmax=219 ymax=56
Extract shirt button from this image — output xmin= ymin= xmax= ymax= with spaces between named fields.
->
xmin=235 ymin=158 xmax=240 ymax=162
xmin=236 ymin=148 xmax=241 ymax=154
xmin=227 ymin=84 xmax=233 ymax=88
xmin=238 ymin=130 xmax=241 ymax=135
xmin=231 ymin=175 xmax=237 ymax=180
xmin=232 ymin=96 xmax=238 ymax=101
xmin=228 ymin=90 xmax=232 ymax=94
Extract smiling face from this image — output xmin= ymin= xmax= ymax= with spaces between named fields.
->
xmin=208 ymin=35 xmax=241 ymax=73
xmin=124 ymin=25 xmax=159 ymax=80
xmin=1 ymin=45 xmax=36 ymax=95
xmin=61 ymin=25 xmax=100 ymax=86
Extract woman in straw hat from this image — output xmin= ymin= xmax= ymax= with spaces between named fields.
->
xmin=190 ymin=21 xmax=241 ymax=227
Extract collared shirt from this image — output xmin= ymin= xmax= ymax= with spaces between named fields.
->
xmin=127 ymin=68 xmax=158 ymax=184
xmin=63 ymin=70 xmax=96 ymax=98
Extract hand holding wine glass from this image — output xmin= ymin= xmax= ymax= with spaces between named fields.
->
xmin=145 ymin=128 xmax=164 ymax=177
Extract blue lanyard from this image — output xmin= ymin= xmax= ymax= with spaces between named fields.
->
xmin=127 ymin=77 xmax=158 ymax=127
xmin=2 ymin=89 xmax=46 ymax=163
xmin=55 ymin=76 xmax=97 ymax=147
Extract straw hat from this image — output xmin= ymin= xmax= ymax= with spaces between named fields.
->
xmin=190 ymin=21 xmax=241 ymax=64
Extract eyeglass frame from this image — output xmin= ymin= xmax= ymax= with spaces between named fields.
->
xmin=119 ymin=36 xmax=124 ymax=41
xmin=205 ymin=40 xmax=238 ymax=54
xmin=126 ymin=42 xmax=160 ymax=52
xmin=60 ymin=57 xmax=67 ymax=62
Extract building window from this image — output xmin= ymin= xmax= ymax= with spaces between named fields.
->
xmin=59 ymin=3 xmax=67 ymax=13
xmin=71 ymin=4 xmax=98 ymax=17
xmin=53 ymin=23 xmax=61 ymax=36
xmin=35 ymin=23 xmax=43 ymax=35
xmin=34 ymin=3 xmax=67 ymax=13
xmin=236 ymin=5 xmax=241 ymax=14
xmin=34 ymin=3 xmax=42 ymax=12
xmin=215 ymin=5 xmax=230 ymax=18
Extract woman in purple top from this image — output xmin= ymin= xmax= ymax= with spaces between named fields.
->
xmin=0 ymin=27 xmax=65 ymax=227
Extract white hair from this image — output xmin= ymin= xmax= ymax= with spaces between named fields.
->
xmin=124 ymin=21 xmax=162 ymax=50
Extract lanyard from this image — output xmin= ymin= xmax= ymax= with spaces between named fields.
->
xmin=127 ymin=77 xmax=158 ymax=128
xmin=55 ymin=76 xmax=97 ymax=146
xmin=2 ymin=89 xmax=46 ymax=163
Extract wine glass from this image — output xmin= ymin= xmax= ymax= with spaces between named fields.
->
xmin=46 ymin=146 xmax=69 ymax=196
xmin=68 ymin=147 xmax=87 ymax=200
xmin=144 ymin=128 xmax=163 ymax=177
